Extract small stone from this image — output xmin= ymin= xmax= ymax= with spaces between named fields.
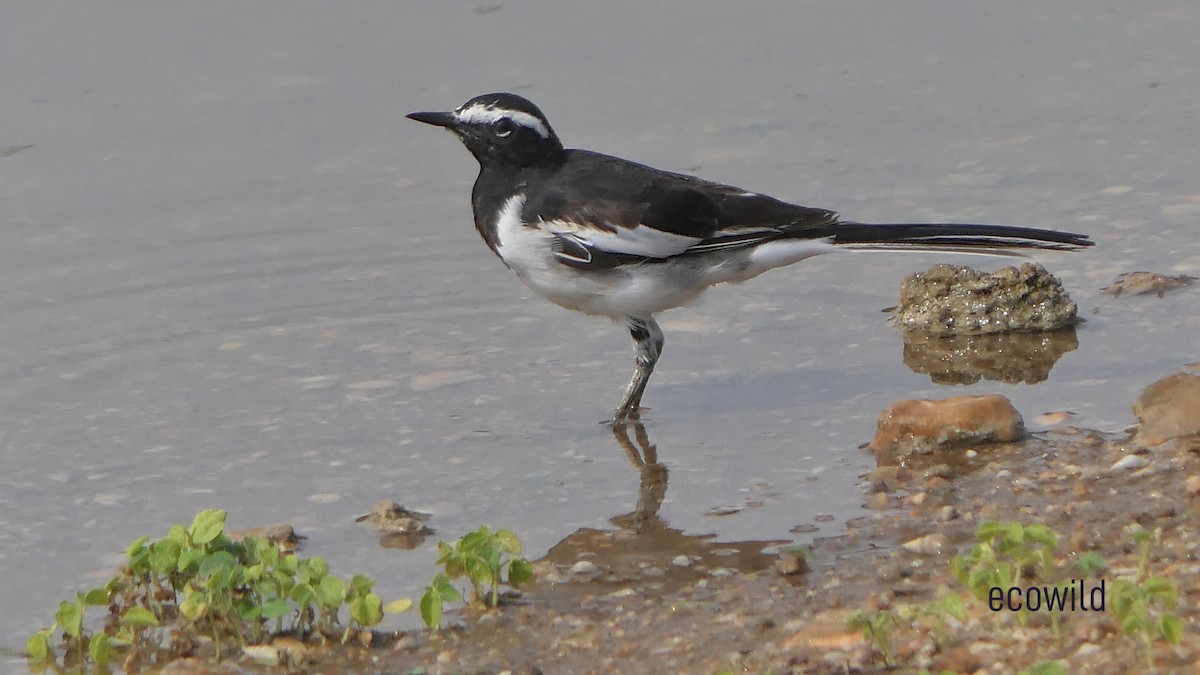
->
xmin=901 ymin=533 xmax=948 ymax=555
xmin=1109 ymin=454 xmax=1149 ymax=472
xmin=935 ymin=506 xmax=959 ymax=522
xmin=1185 ymin=475 xmax=1200 ymax=494
xmin=709 ymin=567 xmax=734 ymax=577
xmin=775 ymin=550 xmax=809 ymax=576
xmin=894 ymin=262 xmax=1078 ymax=334
xmin=570 ymin=560 xmax=600 ymax=577
xmin=1132 ymin=372 xmax=1200 ymax=445
xmin=866 ymin=492 xmax=890 ymax=509
xmin=1101 ymin=271 xmax=1195 ymax=298
xmin=869 ymin=394 xmax=1025 ymax=458
xmin=672 ymin=555 xmax=693 ymax=567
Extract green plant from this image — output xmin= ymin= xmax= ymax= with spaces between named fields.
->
xmin=1110 ymin=528 xmax=1183 ymax=670
xmin=27 ymin=509 xmax=411 ymax=669
xmin=420 ymin=526 xmax=534 ymax=628
xmin=899 ymin=594 xmax=967 ymax=645
xmin=951 ymin=520 xmax=1058 ymax=625
xmin=846 ymin=609 xmax=899 ymax=667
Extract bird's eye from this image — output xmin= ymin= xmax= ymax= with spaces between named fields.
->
xmin=494 ymin=119 xmax=514 ymax=138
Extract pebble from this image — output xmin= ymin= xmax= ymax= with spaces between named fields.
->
xmin=1109 ymin=454 xmax=1149 ymax=472
xmin=570 ymin=561 xmax=600 ymax=577
xmin=901 ymin=533 xmax=947 ymax=555
xmin=775 ymin=551 xmax=809 ymax=576
xmin=1132 ymin=372 xmax=1200 ymax=445
xmin=672 ymin=555 xmax=693 ymax=567
xmin=1186 ymin=475 xmax=1200 ymax=495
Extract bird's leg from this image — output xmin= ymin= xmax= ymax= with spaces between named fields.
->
xmin=613 ymin=316 xmax=664 ymax=422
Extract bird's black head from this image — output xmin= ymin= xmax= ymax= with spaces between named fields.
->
xmin=408 ymin=93 xmax=565 ymax=168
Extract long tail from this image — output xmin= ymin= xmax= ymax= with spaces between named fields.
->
xmin=807 ymin=222 xmax=1093 ymax=254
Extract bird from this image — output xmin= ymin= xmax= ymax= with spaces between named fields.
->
xmin=407 ymin=92 xmax=1093 ymax=423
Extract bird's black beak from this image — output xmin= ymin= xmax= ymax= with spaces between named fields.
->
xmin=406 ymin=111 xmax=458 ymax=129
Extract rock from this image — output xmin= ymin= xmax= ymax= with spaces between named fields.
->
xmin=1132 ymin=373 xmax=1200 ymax=446
xmin=901 ymin=533 xmax=947 ymax=555
xmin=1109 ymin=454 xmax=1149 ymax=472
xmin=868 ymin=394 xmax=1025 ymax=459
xmin=355 ymin=500 xmax=432 ymax=535
xmin=226 ymin=523 xmax=305 ymax=552
xmin=775 ymin=550 xmax=809 ymax=576
xmin=893 ymin=263 xmax=1078 ymax=335
xmin=1101 ymin=271 xmax=1195 ymax=298
xmin=570 ymin=560 xmax=601 ymax=578
xmin=1185 ymin=475 xmax=1200 ymax=495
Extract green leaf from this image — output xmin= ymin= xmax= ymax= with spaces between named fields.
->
xmin=26 ymin=632 xmax=52 ymax=661
xmin=507 ymin=558 xmax=534 ymax=586
xmin=179 ymin=591 xmax=206 ymax=620
xmin=975 ymin=520 xmax=1006 ymax=543
xmin=188 ymin=509 xmax=227 ymax=545
xmin=348 ymin=573 xmax=374 ymax=597
xmin=419 ymin=588 xmax=442 ymax=629
xmin=261 ymin=597 xmax=293 ymax=620
xmin=385 ymin=598 xmax=414 ymax=614
xmin=1142 ymin=577 xmax=1178 ymax=606
xmin=125 ymin=535 xmax=150 ymax=560
xmin=1024 ymin=524 xmax=1058 ymax=549
xmin=148 ymin=539 xmax=182 ymax=575
xmin=290 ymin=582 xmax=316 ymax=608
xmin=443 ymin=557 xmax=465 ymax=579
xmin=81 ymin=587 xmax=110 ymax=606
xmin=464 ymin=556 xmax=490 ymax=586
xmin=177 ymin=546 xmax=205 ymax=574
xmin=316 ymin=574 xmax=346 ymax=608
xmin=1073 ymin=551 xmax=1106 ymax=576
xmin=88 ymin=633 xmax=112 ymax=665
xmin=459 ymin=529 xmax=488 ymax=553
xmin=165 ymin=524 xmax=188 ymax=543
xmin=302 ymin=556 xmax=330 ymax=582
xmin=433 ymin=573 xmax=461 ymax=602
xmin=121 ymin=606 xmax=160 ymax=627
xmin=1159 ymin=614 xmax=1184 ymax=645
xmin=941 ymin=594 xmax=967 ymax=621
xmin=494 ymin=529 xmax=522 ymax=555
xmin=1121 ymin=613 xmax=1148 ymax=636
xmin=197 ymin=550 xmax=238 ymax=584
xmin=55 ymin=601 xmax=83 ymax=638
xmin=350 ymin=592 xmax=383 ymax=626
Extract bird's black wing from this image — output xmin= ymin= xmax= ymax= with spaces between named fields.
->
xmin=522 ymin=150 xmax=839 ymax=268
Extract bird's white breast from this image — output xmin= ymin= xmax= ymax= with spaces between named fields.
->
xmin=492 ymin=195 xmax=705 ymax=318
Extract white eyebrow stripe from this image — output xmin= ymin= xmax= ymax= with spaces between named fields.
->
xmin=454 ymin=104 xmax=551 ymax=139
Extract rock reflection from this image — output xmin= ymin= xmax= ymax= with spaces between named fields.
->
xmin=901 ymin=326 xmax=1079 ymax=385
xmin=530 ymin=422 xmax=787 ymax=604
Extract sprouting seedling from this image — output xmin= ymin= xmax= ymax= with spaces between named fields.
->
xmin=846 ymin=610 xmax=899 ymax=667
xmin=420 ymin=526 xmax=534 ymax=629
xmin=27 ymin=509 xmax=411 ymax=669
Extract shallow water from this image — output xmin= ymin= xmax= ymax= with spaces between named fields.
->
xmin=2 ymin=1 xmax=1198 ymax=655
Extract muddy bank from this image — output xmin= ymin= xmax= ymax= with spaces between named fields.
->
xmin=214 ymin=373 xmax=1196 ymax=675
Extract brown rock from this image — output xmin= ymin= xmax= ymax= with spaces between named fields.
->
xmin=893 ymin=263 xmax=1078 ymax=335
xmin=869 ymin=394 xmax=1025 ymax=459
xmin=1132 ymin=373 xmax=1200 ymax=446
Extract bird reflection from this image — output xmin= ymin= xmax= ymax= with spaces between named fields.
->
xmin=609 ymin=420 xmax=669 ymax=531
xmin=533 ymin=420 xmax=786 ymax=599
